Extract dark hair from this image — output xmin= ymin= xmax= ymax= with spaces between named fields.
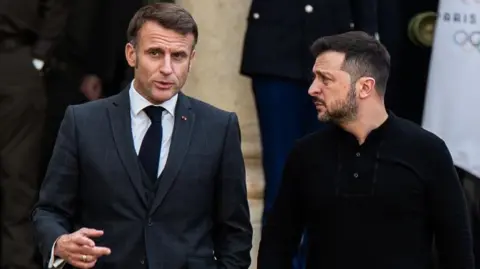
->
xmin=310 ymin=31 xmax=390 ymax=95
xmin=127 ymin=3 xmax=199 ymax=48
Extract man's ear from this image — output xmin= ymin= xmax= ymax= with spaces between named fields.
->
xmin=125 ymin=42 xmax=137 ymax=68
xmin=357 ymin=77 xmax=376 ymax=99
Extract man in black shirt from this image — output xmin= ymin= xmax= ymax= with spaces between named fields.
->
xmin=257 ymin=31 xmax=474 ymax=269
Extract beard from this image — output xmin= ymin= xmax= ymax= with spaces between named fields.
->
xmin=316 ymin=85 xmax=358 ymax=124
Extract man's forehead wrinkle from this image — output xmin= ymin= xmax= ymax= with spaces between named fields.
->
xmin=143 ymin=33 xmax=191 ymax=49
xmin=142 ymin=40 xmax=188 ymax=52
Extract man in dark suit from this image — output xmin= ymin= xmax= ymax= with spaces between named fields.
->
xmin=240 ymin=1 xmax=377 ymax=268
xmin=0 ymin=0 xmax=68 ymax=268
xmin=32 ymin=3 xmax=253 ymax=269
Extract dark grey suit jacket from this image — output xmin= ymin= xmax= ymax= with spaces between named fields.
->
xmin=32 ymin=89 xmax=253 ymax=269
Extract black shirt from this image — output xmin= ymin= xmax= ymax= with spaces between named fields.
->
xmin=257 ymin=113 xmax=474 ymax=269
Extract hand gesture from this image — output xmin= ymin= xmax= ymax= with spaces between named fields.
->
xmin=54 ymin=228 xmax=111 ymax=269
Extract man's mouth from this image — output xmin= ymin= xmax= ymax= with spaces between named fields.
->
xmin=154 ymin=81 xmax=174 ymax=89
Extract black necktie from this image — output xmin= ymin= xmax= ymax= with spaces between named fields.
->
xmin=139 ymin=106 xmax=165 ymax=183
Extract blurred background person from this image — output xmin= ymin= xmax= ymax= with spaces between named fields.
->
xmin=239 ymin=1 xmax=377 ymax=268
xmin=39 ymin=0 xmax=142 ymax=178
xmin=0 ymin=0 xmax=68 ymax=268
xmin=40 ymin=0 xmax=174 ymax=180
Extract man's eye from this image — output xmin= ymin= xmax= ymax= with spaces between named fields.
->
xmin=172 ymin=53 xmax=185 ymax=60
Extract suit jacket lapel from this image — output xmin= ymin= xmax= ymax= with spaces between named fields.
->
xmin=107 ymin=89 xmax=148 ymax=207
xmin=149 ymin=93 xmax=195 ymax=215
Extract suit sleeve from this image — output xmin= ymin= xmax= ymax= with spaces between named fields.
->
xmin=349 ymin=0 xmax=378 ymax=35
xmin=32 ymin=106 xmax=79 ymax=266
xmin=213 ymin=113 xmax=253 ymax=269
xmin=428 ymin=141 xmax=475 ymax=268
xmin=32 ymin=0 xmax=69 ymax=60
xmin=257 ymin=144 xmax=305 ymax=269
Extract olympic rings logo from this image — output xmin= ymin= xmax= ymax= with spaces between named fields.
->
xmin=453 ymin=30 xmax=480 ymax=52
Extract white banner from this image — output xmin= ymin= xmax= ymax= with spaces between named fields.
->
xmin=422 ymin=0 xmax=480 ymax=178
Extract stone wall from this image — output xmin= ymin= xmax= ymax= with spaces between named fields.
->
xmin=175 ymin=0 xmax=263 ymax=268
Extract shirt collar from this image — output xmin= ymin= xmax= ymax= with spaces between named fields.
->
xmin=334 ymin=110 xmax=395 ymax=145
xmin=129 ymin=80 xmax=178 ymax=117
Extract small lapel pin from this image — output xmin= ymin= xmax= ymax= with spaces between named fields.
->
xmin=181 ymin=116 xmax=187 ymax=121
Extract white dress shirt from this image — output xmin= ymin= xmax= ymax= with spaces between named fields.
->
xmin=49 ymin=81 xmax=178 ymax=268
xmin=129 ymin=81 xmax=177 ymax=177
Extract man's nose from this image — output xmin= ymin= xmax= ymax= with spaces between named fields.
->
xmin=160 ymin=55 xmax=173 ymax=75
xmin=308 ymin=83 xmax=319 ymax=96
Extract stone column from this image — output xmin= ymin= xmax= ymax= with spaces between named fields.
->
xmin=175 ymin=0 xmax=264 ymax=268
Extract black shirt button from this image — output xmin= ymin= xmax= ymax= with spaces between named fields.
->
xmin=353 ymin=173 xmax=359 ymax=178
xmin=356 ymin=152 xmax=360 ymax=157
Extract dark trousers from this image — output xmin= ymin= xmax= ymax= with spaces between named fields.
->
xmin=0 ymin=46 xmax=44 ymax=269
xmin=252 ymin=75 xmax=325 ymax=269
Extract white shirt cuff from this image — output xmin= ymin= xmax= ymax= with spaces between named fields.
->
xmin=48 ymin=239 xmax=66 ymax=269
xmin=32 ymin=58 xmax=45 ymax=70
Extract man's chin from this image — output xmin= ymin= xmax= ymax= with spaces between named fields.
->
xmin=317 ymin=112 xmax=330 ymax=122
xmin=149 ymin=88 xmax=177 ymax=104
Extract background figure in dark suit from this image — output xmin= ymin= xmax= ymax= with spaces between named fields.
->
xmin=39 ymin=0 xmax=150 ymax=187
xmin=0 ymin=0 xmax=68 ymax=268
xmin=240 ymin=1 xmax=377 ymax=268
xmin=86 ymin=0 xmax=146 ymax=97
xmin=32 ymin=3 xmax=252 ymax=269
